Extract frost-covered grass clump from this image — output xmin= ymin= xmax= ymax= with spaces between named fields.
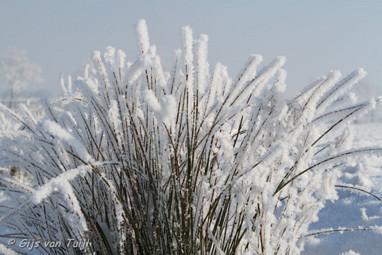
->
xmin=0 ymin=20 xmax=381 ymax=255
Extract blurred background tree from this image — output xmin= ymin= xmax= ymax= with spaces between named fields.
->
xmin=0 ymin=49 xmax=42 ymax=108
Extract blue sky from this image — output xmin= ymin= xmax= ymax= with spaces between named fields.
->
xmin=0 ymin=0 xmax=381 ymax=97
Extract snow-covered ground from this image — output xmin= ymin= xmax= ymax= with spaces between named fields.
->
xmin=303 ymin=123 xmax=382 ymax=255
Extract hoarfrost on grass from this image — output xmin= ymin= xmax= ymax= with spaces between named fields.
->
xmin=0 ymin=20 xmax=381 ymax=255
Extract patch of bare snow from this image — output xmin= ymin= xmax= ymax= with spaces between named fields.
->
xmin=303 ymin=123 xmax=382 ymax=255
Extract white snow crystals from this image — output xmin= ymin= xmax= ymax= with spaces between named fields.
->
xmin=0 ymin=20 xmax=381 ymax=255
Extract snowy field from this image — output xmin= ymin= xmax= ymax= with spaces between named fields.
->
xmin=303 ymin=123 xmax=382 ymax=255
